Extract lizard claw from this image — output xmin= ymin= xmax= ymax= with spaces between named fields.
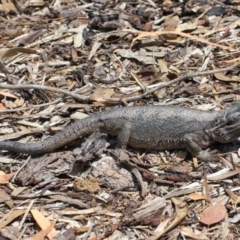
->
xmin=196 ymin=149 xmax=219 ymax=162
xmin=108 ymin=149 xmax=131 ymax=162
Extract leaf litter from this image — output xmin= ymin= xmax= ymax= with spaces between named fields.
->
xmin=1 ymin=0 xmax=240 ymax=239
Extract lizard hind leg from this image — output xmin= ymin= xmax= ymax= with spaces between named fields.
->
xmin=102 ymin=119 xmax=132 ymax=150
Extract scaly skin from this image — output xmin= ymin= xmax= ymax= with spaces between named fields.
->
xmin=1 ymin=103 xmax=240 ymax=161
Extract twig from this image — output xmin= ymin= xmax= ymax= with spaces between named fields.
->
xmin=131 ymin=72 xmax=146 ymax=91
xmin=0 ymin=83 xmax=89 ymax=102
xmin=12 ymin=156 xmax=31 ymax=183
xmin=131 ymin=167 xmax=148 ymax=198
xmin=83 ymin=218 xmax=98 ymax=240
xmin=19 ymin=199 xmax=35 ymax=231
xmin=0 ymin=98 xmax=62 ymax=113
xmin=18 ymin=224 xmax=33 ymax=240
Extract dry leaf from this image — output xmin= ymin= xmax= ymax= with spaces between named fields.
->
xmin=162 ymin=15 xmax=179 ymax=39
xmin=3 ymin=27 xmax=23 ymax=39
xmin=0 ymin=171 xmax=14 ymax=184
xmin=207 ymin=169 xmax=240 ymax=181
xmin=0 ymin=91 xmax=18 ymax=99
xmin=225 ymin=189 xmax=240 ymax=208
xmin=0 ymin=61 xmax=10 ymax=74
xmin=31 ymin=209 xmax=57 ymax=240
xmin=0 ymin=210 xmax=25 ymax=229
xmin=187 ymin=192 xmax=211 ymax=202
xmin=130 ymin=30 xmax=234 ymax=50
xmin=31 ymin=219 xmax=57 ymax=240
xmin=114 ymin=48 xmax=155 ymax=64
xmin=200 ymin=202 xmax=227 ymax=225
xmin=214 ymin=72 xmax=238 ymax=82
xmin=90 ymin=87 xmax=114 ymax=105
xmin=152 ymin=197 xmax=188 ymax=239
xmin=88 ymin=222 xmax=120 ymax=240
xmin=0 ymin=190 xmax=11 ymax=202
xmin=0 ymin=0 xmax=17 ymax=12
xmin=0 ymin=47 xmax=37 ymax=62
xmin=0 ymin=103 xmax=6 ymax=110
xmin=202 ymin=176 xmax=211 ymax=201
xmin=0 ymin=226 xmax=20 ymax=239
xmin=180 ymin=226 xmax=209 ymax=240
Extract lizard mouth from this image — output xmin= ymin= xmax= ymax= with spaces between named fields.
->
xmin=209 ymin=122 xmax=240 ymax=143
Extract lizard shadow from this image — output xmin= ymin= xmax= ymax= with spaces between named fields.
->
xmin=212 ymin=140 xmax=240 ymax=157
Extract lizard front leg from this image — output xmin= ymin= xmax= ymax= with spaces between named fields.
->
xmin=184 ymin=133 xmax=218 ymax=161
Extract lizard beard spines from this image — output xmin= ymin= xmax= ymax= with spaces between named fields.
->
xmin=215 ymin=128 xmax=231 ymax=141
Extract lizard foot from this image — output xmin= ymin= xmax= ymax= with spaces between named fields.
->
xmin=196 ymin=149 xmax=219 ymax=162
xmin=108 ymin=149 xmax=131 ymax=162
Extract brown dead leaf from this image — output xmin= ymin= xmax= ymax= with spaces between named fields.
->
xmin=0 ymin=171 xmax=14 ymax=184
xmin=152 ymin=197 xmax=188 ymax=239
xmin=225 ymin=189 xmax=240 ymax=208
xmin=163 ymin=15 xmax=179 ymax=39
xmin=158 ymin=59 xmax=168 ymax=74
xmin=202 ymin=176 xmax=211 ymax=201
xmin=0 ymin=226 xmax=20 ymax=240
xmin=114 ymin=48 xmax=155 ymax=64
xmin=130 ymin=30 xmax=235 ymax=50
xmin=207 ymin=169 xmax=240 ymax=181
xmin=0 ymin=47 xmax=37 ymax=76
xmin=0 ymin=47 xmax=37 ymax=62
xmin=0 ymin=103 xmax=6 ymax=110
xmin=0 ymin=61 xmax=10 ymax=74
xmin=214 ymin=72 xmax=239 ymax=82
xmin=0 ymin=0 xmax=17 ymax=12
xmin=0 ymin=189 xmax=13 ymax=208
xmin=31 ymin=219 xmax=57 ymax=240
xmin=88 ymin=222 xmax=121 ymax=240
xmin=20 ymin=29 xmax=45 ymax=45
xmin=0 ymin=91 xmax=18 ymax=99
xmin=31 ymin=209 xmax=57 ymax=240
xmin=74 ymin=226 xmax=89 ymax=233
xmin=3 ymin=27 xmax=23 ymax=39
xmin=180 ymin=226 xmax=209 ymax=240
xmin=61 ymin=207 xmax=102 ymax=216
xmin=90 ymin=87 xmax=114 ymax=105
xmin=11 ymin=186 xmax=28 ymax=197
xmin=0 ymin=192 xmax=10 ymax=205
xmin=25 ymin=0 xmax=45 ymax=7
xmin=187 ymin=192 xmax=211 ymax=202
xmin=176 ymin=22 xmax=197 ymax=32
xmin=199 ymin=202 xmax=227 ymax=225
xmin=71 ymin=48 xmax=78 ymax=62
xmin=220 ymin=58 xmax=240 ymax=63
xmin=0 ymin=210 xmax=25 ymax=229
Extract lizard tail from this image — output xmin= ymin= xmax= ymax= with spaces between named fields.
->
xmin=0 ymin=117 xmax=104 ymax=154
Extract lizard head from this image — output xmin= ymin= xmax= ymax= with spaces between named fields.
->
xmin=208 ymin=105 xmax=240 ymax=143
xmin=214 ymin=101 xmax=240 ymax=126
